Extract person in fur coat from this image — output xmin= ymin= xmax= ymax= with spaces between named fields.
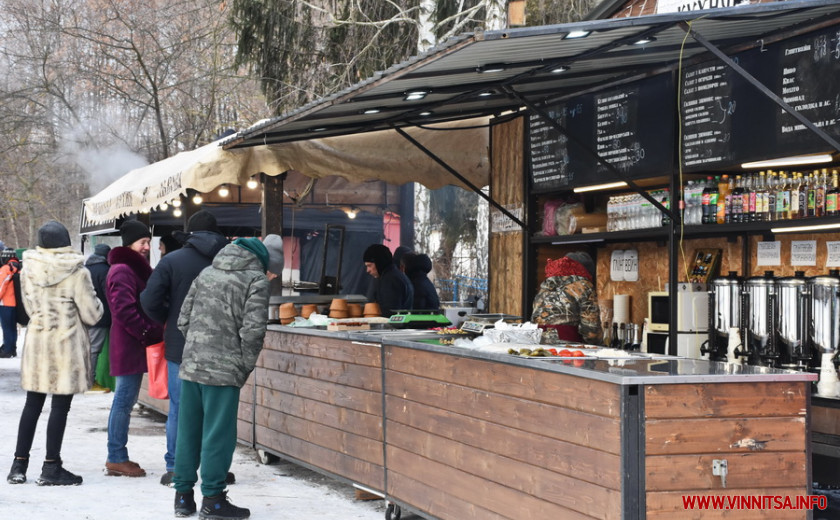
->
xmin=6 ymin=220 xmax=103 ymax=486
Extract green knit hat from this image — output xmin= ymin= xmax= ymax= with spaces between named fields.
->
xmin=234 ymin=237 xmax=269 ymax=272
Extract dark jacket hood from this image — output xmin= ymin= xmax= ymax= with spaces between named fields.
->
xmin=183 ymin=231 xmax=228 ymax=260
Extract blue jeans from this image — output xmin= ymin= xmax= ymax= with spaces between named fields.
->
xmin=0 ymin=306 xmax=17 ymax=354
xmin=107 ymin=373 xmax=143 ymax=463
xmin=165 ymin=360 xmax=182 ymax=471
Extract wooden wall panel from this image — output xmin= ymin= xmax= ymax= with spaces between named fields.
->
xmin=747 ymin=233 xmax=840 ymax=277
xmin=644 ymin=382 xmax=809 ymax=419
xmin=385 ymin=346 xmax=621 ymax=416
xmin=646 ymin=417 xmax=806 ymax=455
xmin=384 ymin=345 xmax=623 ymax=520
xmin=646 ymin=452 xmax=807 ymax=491
xmin=812 ymin=404 xmax=840 ymax=435
xmin=489 ymin=116 xmax=525 ymax=316
xmin=647 ymin=488 xmax=812 ymax=519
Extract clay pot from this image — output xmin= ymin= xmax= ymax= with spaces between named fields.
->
xmin=348 ymin=303 xmax=363 ymax=318
xmin=329 ymin=309 xmax=349 ymax=319
xmin=279 ymin=302 xmax=298 ymax=319
xmin=363 ymin=302 xmax=381 ymax=317
xmin=330 ymin=298 xmax=348 ymax=311
xmin=280 ymin=317 xmax=295 ymax=325
xmin=300 ymin=304 xmax=318 ymax=319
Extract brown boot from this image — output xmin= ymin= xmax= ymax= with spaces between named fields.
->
xmin=105 ymin=461 xmax=146 ymax=477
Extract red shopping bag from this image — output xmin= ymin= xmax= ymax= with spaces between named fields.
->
xmin=146 ymin=341 xmax=169 ymax=399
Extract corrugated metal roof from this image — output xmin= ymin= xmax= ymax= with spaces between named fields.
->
xmin=223 ymin=0 xmax=840 ymax=149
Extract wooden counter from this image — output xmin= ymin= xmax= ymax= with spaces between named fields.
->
xmin=237 ymin=327 xmax=818 ymax=519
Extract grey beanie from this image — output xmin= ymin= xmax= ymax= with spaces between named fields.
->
xmin=263 ymin=234 xmax=284 ymax=275
xmin=38 ymin=220 xmax=72 ymax=249
xmin=94 ymin=243 xmax=111 ymax=258
xmin=565 ymin=251 xmax=595 ymax=277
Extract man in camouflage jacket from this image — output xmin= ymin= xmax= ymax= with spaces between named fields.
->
xmin=172 ymin=235 xmax=283 ymax=519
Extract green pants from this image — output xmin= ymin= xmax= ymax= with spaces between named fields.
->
xmin=173 ymin=380 xmax=240 ymax=497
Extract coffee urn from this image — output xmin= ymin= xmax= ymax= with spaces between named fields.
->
xmin=775 ymin=271 xmax=810 ymax=370
xmin=701 ymin=272 xmax=743 ymax=362
xmin=809 ymin=270 xmax=840 ymax=368
xmin=744 ymin=271 xmax=777 ymax=366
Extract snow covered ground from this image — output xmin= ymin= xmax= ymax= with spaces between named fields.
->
xmin=0 ymin=332 xmax=393 ymax=519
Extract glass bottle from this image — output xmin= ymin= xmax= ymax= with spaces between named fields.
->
xmin=731 ymin=175 xmax=744 ymax=223
xmin=816 ymin=168 xmax=828 ymax=218
xmin=717 ymin=174 xmax=729 ymax=224
xmin=790 ymin=172 xmax=801 ymax=220
xmin=766 ymin=170 xmax=777 ymax=222
xmin=776 ymin=171 xmax=790 ymax=221
xmin=701 ymin=176 xmax=714 ymax=224
xmin=827 ymin=170 xmax=840 ymax=218
xmin=756 ymin=171 xmax=769 ymax=222
xmin=807 ymin=171 xmax=817 ymax=218
xmin=747 ymin=172 xmax=758 ymax=222
xmin=797 ymin=172 xmax=809 ymax=219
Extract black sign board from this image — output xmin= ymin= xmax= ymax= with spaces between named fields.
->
xmin=529 ymin=75 xmax=674 ymax=190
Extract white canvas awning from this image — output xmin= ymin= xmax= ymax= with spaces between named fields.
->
xmin=82 ymin=117 xmax=490 ymax=224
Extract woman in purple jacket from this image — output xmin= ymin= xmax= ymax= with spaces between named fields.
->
xmin=104 ymin=220 xmax=162 ymax=478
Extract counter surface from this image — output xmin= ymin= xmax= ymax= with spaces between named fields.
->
xmin=267 ymin=325 xmax=817 ymax=385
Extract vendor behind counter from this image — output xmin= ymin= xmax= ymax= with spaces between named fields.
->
xmin=363 ymin=244 xmax=413 ymax=317
xmin=531 ymin=252 xmax=603 ymax=345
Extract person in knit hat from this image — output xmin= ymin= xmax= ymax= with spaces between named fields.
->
xmin=171 ymin=234 xmax=282 ymax=518
xmin=84 ymin=244 xmax=113 ymax=391
xmin=6 ymin=220 xmax=103 ymax=486
xmin=363 ymin=244 xmax=413 ymax=317
xmin=530 ymin=251 xmax=602 ymax=345
xmin=105 ymin=219 xmax=162 ymax=478
xmin=140 ymin=209 xmax=229 ymax=487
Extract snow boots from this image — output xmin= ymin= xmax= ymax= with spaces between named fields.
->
xmin=199 ymin=492 xmax=250 ymax=519
xmin=6 ymin=457 xmax=28 ymax=484
xmin=175 ymin=489 xmax=197 ymax=517
xmin=36 ymin=459 xmax=82 ymax=486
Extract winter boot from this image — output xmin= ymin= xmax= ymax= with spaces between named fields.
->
xmin=36 ymin=459 xmax=82 ymax=486
xmin=175 ymin=489 xmax=197 ymax=517
xmin=199 ymin=492 xmax=250 ymax=520
xmin=6 ymin=457 xmax=28 ymax=484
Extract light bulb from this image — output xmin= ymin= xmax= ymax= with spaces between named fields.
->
xmin=173 ymin=208 xmax=182 ymax=217
xmin=172 ymin=199 xmax=182 ymax=208
xmin=192 ymin=194 xmax=203 ymax=205
xmin=159 ymin=203 xmax=169 ymax=211
xmin=218 ymin=185 xmax=229 ymax=197
xmin=246 ymin=178 xmax=258 ymax=189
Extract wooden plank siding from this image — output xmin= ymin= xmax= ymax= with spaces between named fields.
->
xmin=644 ymin=383 xmax=811 ymax=518
xmin=384 ymin=345 xmax=623 ymax=519
xmin=489 ymin=116 xmax=525 ymax=316
xmin=247 ymin=331 xmax=385 ymax=492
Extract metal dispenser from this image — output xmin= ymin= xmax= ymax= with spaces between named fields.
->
xmin=808 ymin=270 xmax=840 ymax=369
xmin=743 ymin=271 xmax=777 ymax=366
xmin=775 ymin=271 xmax=810 ymax=370
xmin=702 ymin=272 xmax=743 ymax=362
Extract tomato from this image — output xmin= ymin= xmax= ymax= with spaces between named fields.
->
xmin=573 ymin=359 xmax=585 ymax=367
xmin=548 ymin=348 xmax=558 ymax=356
xmin=558 ymin=349 xmax=572 ymax=357
xmin=570 ymin=350 xmax=586 ymax=357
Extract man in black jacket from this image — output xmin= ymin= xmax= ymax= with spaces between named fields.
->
xmin=140 ymin=210 xmax=229 ymax=487
xmin=363 ymin=244 xmax=413 ymax=317
xmin=84 ymin=244 xmax=112 ymax=390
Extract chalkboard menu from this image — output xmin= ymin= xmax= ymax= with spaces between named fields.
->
xmin=529 ymin=75 xmax=674 ymax=190
xmin=774 ymin=27 xmax=840 ymax=155
xmin=680 ymin=25 xmax=840 ymax=171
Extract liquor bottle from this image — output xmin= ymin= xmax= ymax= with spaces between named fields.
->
xmin=776 ymin=171 xmax=790 ymax=221
xmin=748 ymin=173 xmax=758 ymax=222
xmin=827 ymin=170 xmax=840 ymax=218
xmin=756 ymin=171 xmax=768 ymax=222
xmin=731 ymin=175 xmax=744 ymax=223
xmin=798 ymin=172 xmax=809 ymax=218
xmin=701 ymin=176 xmax=715 ymax=224
xmin=717 ymin=174 xmax=729 ymax=224
xmin=816 ymin=168 xmax=828 ymax=218
xmin=766 ymin=170 xmax=777 ymax=222
xmin=807 ymin=171 xmax=817 ymax=218
xmin=724 ymin=174 xmax=735 ymax=223
xmin=790 ymin=172 xmax=801 ymax=220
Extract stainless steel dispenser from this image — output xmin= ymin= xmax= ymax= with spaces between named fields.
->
xmin=744 ymin=271 xmax=777 ymax=366
xmin=775 ymin=271 xmax=810 ymax=369
xmin=809 ymin=270 xmax=840 ymax=365
xmin=701 ymin=272 xmax=743 ymax=362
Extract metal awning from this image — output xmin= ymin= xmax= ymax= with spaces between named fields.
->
xmin=222 ymin=0 xmax=840 ymax=149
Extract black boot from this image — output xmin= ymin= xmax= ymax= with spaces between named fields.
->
xmin=6 ymin=457 xmax=28 ymax=484
xmin=175 ymin=489 xmax=197 ymax=517
xmin=36 ymin=459 xmax=82 ymax=486
xmin=199 ymin=492 xmax=250 ymax=520
xmin=0 ymin=349 xmax=16 ymax=358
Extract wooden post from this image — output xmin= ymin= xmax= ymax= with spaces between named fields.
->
xmin=262 ymin=172 xmax=286 ymax=296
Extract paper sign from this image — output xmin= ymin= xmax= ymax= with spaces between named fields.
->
xmin=791 ymin=240 xmax=817 ymax=266
xmin=623 ymin=249 xmax=639 ymax=282
xmin=827 ymin=242 xmax=840 ymax=267
xmin=756 ymin=241 xmax=781 ymax=266
xmin=610 ymin=250 xmax=624 ymax=281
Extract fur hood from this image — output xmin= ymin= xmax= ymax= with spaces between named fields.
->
xmin=23 ymin=246 xmax=85 ymax=287
xmin=108 ymin=246 xmax=153 ymax=281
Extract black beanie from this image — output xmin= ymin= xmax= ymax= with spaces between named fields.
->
xmin=38 ymin=220 xmax=72 ymax=249
xmin=363 ymin=244 xmax=393 ymax=275
xmin=120 ymin=220 xmax=151 ymax=247
xmin=187 ymin=209 xmax=220 ymax=234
